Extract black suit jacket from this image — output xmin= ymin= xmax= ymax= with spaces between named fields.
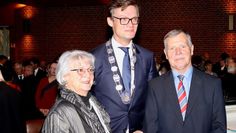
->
xmin=0 ymin=82 xmax=26 ymax=133
xmin=91 ymin=42 xmax=158 ymax=133
xmin=35 ymin=68 xmax=46 ymax=84
xmin=144 ymin=68 xmax=226 ymax=133
xmin=21 ymin=75 xmax=44 ymax=120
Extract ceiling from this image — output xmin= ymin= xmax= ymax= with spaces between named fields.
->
xmin=0 ymin=0 xmax=108 ymax=7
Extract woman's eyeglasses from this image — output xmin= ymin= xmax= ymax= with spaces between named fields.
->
xmin=71 ymin=67 xmax=95 ymax=75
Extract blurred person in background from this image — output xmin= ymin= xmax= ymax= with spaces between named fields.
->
xmin=21 ymin=62 xmax=44 ymax=120
xmin=30 ymin=57 xmax=47 ymax=84
xmin=222 ymin=57 xmax=236 ymax=100
xmin=35 ymin=61 xmax=59 ymax=116
xmin=158 ymin=61 xmax=170 ymax=76
xmin=226 ymin=57 xmax=236 ymax=75
xmin=213 ymin=52 xmax=229 ymax=78
xmin=204 ymin=60 xmax=217 ymax=77
xmin=0 ymin=62 xmax=26 ymax=133
xmin=0 ymin=54 xmax=7 ymax=69
xmin=12 ymin=62 xmax=24 ymax=85
xmin=40 ymin=60 xmax=47 ymax=72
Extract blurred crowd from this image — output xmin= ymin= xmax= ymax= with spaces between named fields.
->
xmin=0 ymin=55 xmax=58 ymax=132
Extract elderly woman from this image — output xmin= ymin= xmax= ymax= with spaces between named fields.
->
xmin=42 ymin=50 xmax=110 ymax=133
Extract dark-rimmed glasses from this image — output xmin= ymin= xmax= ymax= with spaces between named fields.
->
xmin=71 ymin=67 xmax=95 ymax=75
xmin=112 ymin=16 xmax=139 ymax=25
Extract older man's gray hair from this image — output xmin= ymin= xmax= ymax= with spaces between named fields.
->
xmin=163 ymin=29 xmax=193 ymax=50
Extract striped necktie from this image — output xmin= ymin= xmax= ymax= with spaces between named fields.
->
xmin=177 ymin=75 xmax=187 ymax=120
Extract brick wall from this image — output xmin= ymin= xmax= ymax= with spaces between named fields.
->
xmin=12 ymin=0 xmax=236 ymax=63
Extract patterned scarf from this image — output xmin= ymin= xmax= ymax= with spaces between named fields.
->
xmin=60 ymin=88 xmax=111 ymax=133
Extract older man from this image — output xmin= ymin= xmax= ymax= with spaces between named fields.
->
xmin=144 ymin=29 xmax=226 ymax=133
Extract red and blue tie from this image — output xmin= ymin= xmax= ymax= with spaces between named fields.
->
xmin=177 ymin=75 xmax=188 ymax=120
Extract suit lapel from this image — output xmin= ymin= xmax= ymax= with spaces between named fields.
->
xmin=165 ymin=71 xmax=184 ymax=123
xmin=185 ymin=68 xmax=201 ymax=120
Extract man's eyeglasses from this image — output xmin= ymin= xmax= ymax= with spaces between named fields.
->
xmin=112 ymin=16 xmax=139 ymax=25
xmin=71 ymin=67 xmax=95 ymax=75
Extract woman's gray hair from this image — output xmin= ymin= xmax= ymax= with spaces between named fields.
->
xmin=163 ymin=29 xmax=193 ymax=50
xmin=56 ymin=50 xmax=95 ymax=86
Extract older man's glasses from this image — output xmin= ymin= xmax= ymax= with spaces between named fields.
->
xmin=71 ymin=67 xmax=95 ymax=75
xmin=112 ymin=16 xmax=139 ymax=25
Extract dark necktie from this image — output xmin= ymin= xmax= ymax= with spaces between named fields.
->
xmin=177 ymin=75 xmax=187 ymax=120
xmin=119 ymin=47 xmax=131 ymax=96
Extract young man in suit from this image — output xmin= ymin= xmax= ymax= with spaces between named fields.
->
xmin=144 ymin=29 xmax=226 ymax=133
xmin=91 ymin=0 xmax=158 ymax=132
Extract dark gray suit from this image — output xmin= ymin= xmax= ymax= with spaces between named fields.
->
xmin=91 ymin=42 xmax=158 ymax=133
xmin=144 ymin=68 xmax=226 ymax=133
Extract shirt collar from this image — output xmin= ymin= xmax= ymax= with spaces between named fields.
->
xmin=172 ymin=66 xmax=193 ymax=81
xmin=34 ymin=68 xmax=39 ymax=75
xmin=111 ymin=36 xmax=132 ymax=49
